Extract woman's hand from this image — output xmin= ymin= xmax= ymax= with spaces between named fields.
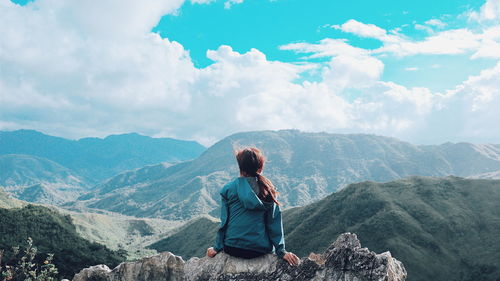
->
xmin=206 ymin=247 xmax=218 ymax=258
xmin=283 ymin=252 xmax=300 ymax=266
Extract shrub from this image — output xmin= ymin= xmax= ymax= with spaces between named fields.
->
xmin=0 ymin=237 xmax=58 ymax=281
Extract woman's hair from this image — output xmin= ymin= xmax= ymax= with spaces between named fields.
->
xmin=235 ymin=147 xmax=280 ymax=205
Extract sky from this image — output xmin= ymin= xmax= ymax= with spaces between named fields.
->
xmin=0 ymin=0 xmax=500 ymax=145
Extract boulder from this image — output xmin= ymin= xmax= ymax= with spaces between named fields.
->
xmin=73 ymin=233 xmax=406 ymax=281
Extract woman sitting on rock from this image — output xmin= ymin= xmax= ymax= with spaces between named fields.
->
xmin=206 ymin=147 xmax=300 ymax=266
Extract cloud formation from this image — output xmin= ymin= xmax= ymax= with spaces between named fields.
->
xmin=470 ymin=0 xmax=500 ymax=21
xmin=224 ymin=0 xmax=244 ymax=9
xmin=0 ymin=0 xmax=500 ymax=145
xmin=328 ymin=19 xmax=489 ymax=57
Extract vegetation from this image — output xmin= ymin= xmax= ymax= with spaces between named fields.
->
xmin=0 ymin=189 xmax=181 ymax=262
xmin=0 ymin=205 xmax=126 ymax=279
xmin=0 ymin=238 xmax=58 ymax=281
xmin=284 ymin=176 xmax=500 ymax=281
xmin=148 ymin=215 xmax=219 ymax=257
xmin=149 ymin=176 xmax=500 ymax=281
xmin=65 ymin=210 xmax=182 ymax=260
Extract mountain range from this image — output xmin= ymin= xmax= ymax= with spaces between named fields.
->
xmin=0 ymin=130 xmax=205 ymax=204
xmin=0 ymin=154 xmax=87 ymax=204
xmin=0 ymin=130 xmax=205 ymax=183
xmin=149 ymin=176 xmax=500 ymax=281
xmin=2 ymin=128 xmax=500 ymax=280
xmin=72 ymin=130 xmax=500 ymax=220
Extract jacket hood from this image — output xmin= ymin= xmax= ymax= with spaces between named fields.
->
xmin=236 ymin=177 xmax=272 ymax=211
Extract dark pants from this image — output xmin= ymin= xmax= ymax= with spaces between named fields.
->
xmin=223 ymin=245 xmax=266 ymax=259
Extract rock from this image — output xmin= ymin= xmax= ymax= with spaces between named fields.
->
xmin=72 ymin=233 xmax=406 ymax=281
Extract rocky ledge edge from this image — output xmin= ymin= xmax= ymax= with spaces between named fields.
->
xmin=71 ymin=233 xmax=406 ymax=281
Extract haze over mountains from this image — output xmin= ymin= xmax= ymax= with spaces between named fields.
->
xmin=0 ymin=130 xmax=205 ymax=204
xmin=0 ymin=154 xmax=87 ymax=204
xmin=74 ymin=130 xmax=500 ymax=220
xmin=149 ymin=176 xmax=500 ymax=281
xmin=0 ymin=130 xmax=205 ymax=183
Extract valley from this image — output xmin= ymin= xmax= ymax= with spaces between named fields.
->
xmin=1 ymin=129 xmax=500 ymax=281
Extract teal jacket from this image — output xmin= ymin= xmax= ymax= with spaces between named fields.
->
xmin=213 ymin=177 xmax=286 ymax=258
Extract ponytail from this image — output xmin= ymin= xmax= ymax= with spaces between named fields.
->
xmin=256 ymin=174 xmax=280 ymax=205
xmin=236 ymin=147 xmax=280 ymax=205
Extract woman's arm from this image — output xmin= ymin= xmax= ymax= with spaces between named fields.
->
xmin=212 ymin=195 xmax=229 ymax=253
xmin=265 ymin=203 xmax=286 ymax=258
xmin=266 ymin=204 xmax=300 ymax=266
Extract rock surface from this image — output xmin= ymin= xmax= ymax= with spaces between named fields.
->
xmin=72 ymin=233 xmax=406 ymax=281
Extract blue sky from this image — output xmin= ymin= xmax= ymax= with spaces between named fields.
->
xmin=157 ymin=0 xmax=482 ymax=66
xmin=2 ymin=0 xmax=500 ymax=144
xmin=155 ymin=0 xmax=490 ymax=91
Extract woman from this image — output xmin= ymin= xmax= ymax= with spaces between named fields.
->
xmin=206 ymin=147 xmax=300 ymax=266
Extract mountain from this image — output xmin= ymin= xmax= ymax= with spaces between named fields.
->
xmin=0 ymin=154 xmax=84 ymax=187
xmin=64 ymin=209 xmax=182 ymax=260
xmin=78 ymin=162 xmax=173 ymax=199
xmin=0 ymin=188 xmax=25 ymax=208
xmin=0 ymin=154 xmax=87 ymax=204
xmin=469 ymin=170 xmax=500 ymax=179
xmin=74 ymin=130 xmax=500 ymax=220
xmin=0 ymin=190 xmax=182 ymax=261
xmin=149 ymin=176 xmax=500 ymax=281
xmin=147 ymin=215 xmax=219 ymax=259
xmin=0 ymin=204 xmax=126 ymax=279
xmin=0 ymin=130 xmax=206 ymax=183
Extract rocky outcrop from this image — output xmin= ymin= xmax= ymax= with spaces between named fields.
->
xmin=72 ymin=233 xmax=406 ymax=281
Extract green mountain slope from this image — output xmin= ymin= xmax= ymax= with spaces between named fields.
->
xmin=0 ymin=205 xmax=126 ymax=279
xmin=0 ymin=190 xmax=181 ymax=262
xmin=149 ymin=176 xmax=500 ymax=281
xmin=148 ymin=215 xmax=219 ymax=258
xmin=0 ymin=130 xmax=205 ymax=183
xmin=77 ymin=130 xmax=500 ymax=220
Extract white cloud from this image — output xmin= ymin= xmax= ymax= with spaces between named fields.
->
xmin=280 ymin=37 xmax=384 ymax=91
xmin=224 ymin=0 xmax=244 ymax=9
xmin=190 ymin=0 xmax=216 ymax=4
xmin=377 ymin=28 xmax=480 ymax=56
xmin=425 ymin=19 xmax=446 ymax=28
xmin=414 ymin=24 xmax=434 ymax=34
xmin=322 ymin=55 xmax=384 ymax=91
xmin=332 ymin=19 xmax=401 ymax=43
xmin=1 ymin=0 xmax=500 ymax=146
xmin=333 ymin=19 xmax=388 ymax=40
xmin=0 ymin=0 xmax=195 ymax=138
xmin=471 ymin=26 xmax=500 ymax=58
xmin=280 ymin=38 xmax=369 ymax=58
xmin=427 ymin=62 xmax=500 ymax=142
xmin=405 ymin=67 xmax=419 ymax=71
xmin=470 ymin=0 xmax=500 ymax=21
xmin=326 ymin=19 xmax=500 ymax=59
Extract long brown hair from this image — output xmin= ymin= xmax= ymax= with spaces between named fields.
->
xmin=235 ymin=147 xmax=280 ymax=205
